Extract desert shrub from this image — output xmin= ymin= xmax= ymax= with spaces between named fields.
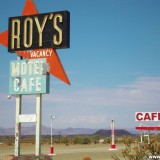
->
xmin=74 ymin=136 xmax=82 ymax=144
xmin=82 ymin=136 xmax=91 ymax=144
xmin=92 ymin=135 xmax=101 ymax=144
xmin=6 ymin=141 xmax=13 ymax=146
xmin=106 ymin=137 xmax=111 ymax=144
xmin=112 ymin=135 xmax=160 ymax=160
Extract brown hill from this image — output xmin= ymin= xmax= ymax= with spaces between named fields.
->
xmin=93 ymin=129 xmax=133 ymax=137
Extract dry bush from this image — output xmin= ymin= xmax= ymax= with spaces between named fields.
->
xmin=112 ymin=135 xmax=160 ymax=160
xmin=83 ymin=155 xmax=92 ymax=160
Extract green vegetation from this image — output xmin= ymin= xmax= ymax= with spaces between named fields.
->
xmin=2 ymin=134 xmax=160 ymax=160
xmin=112 ymin=135 xmax=160 ymax=160
xmin=1 ymin=134 xmax=160 ymax=160
xmin=0 ymin=134 xmax=112 ymax=146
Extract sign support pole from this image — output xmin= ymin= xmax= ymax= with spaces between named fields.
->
xmin=15 ymin=95 xmax=22 ymax=156
xmin=35 ymin=94 xmax=42 ymax=156
xmin=14 ymin=56 xmax=22 ymax=156
xmin=140 ymin=130 xmax=143 ymax=143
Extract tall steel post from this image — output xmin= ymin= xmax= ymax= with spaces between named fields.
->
xmin=15 ymin=95 xmax=22 ymax=156
xmin=35 ymin=94 xmax=42 ymax=156
xmin=14 ymin=56 xmax=22 ymax=156
xmin=50 ymin=115 xmax=55 ymax=154
xmin=140 ymin=130 xmax=143 ymax=143
xmin=148 ymin=130 xmax=150 ymax=144
xmin=140 ymin=123 xmax=143 ymax=143
xmin=111 ymin=119 xmax=116 ymax=149
xmin=51 ymin=117 xmax=53 ymax=147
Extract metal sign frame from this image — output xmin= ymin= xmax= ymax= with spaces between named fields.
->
xmin=0 ymin=0 xmax=70 ymax=157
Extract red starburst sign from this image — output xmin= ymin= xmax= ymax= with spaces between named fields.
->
xmin=0 ymin=0 xmax=70 ymax=85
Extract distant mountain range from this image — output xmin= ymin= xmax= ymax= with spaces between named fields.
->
xmin=0 ymin=126 xmax=97 ymax=136
xmin=0 ymin=126 xmax=138 ymax=136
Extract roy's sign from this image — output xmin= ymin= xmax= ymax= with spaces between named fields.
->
xmin=8 ymin=11 xmax=70 ymax=52
xmin=135 ymin=112 xmax=160 ymax=121
xmin=9 ymin=58 xmax=50 ymax=95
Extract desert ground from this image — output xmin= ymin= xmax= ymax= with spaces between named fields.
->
xmin=0 ymin=143 xmax=124 ymax=160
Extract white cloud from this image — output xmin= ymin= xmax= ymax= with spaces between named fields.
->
xmin=41 ymin=76 xmax=160 ymax=128
xmin=44 ymin=76 xmax=160 ymax=108
xmin=1 ymin=76 xmax=160 ymax=128
xmin=54 ymin=115 xmax=107 ymax=128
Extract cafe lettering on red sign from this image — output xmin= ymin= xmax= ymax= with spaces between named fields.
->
xmin=135 ymin=112 xmax=160 ymax=121
xmin=8 ymin=11 xmax=70 ymax=52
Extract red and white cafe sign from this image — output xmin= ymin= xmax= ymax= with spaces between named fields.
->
xmin=135 ymin=112 xmax=160 ymax=121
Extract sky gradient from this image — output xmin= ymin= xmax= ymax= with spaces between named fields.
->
xmin=0 ymin=0 xmax=160 ymax=129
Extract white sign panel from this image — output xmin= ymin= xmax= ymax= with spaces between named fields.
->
xmin=19 ymin=114 xmax=37 ymax=123
xmin=9 ymin=58 xmax=50 ymax=95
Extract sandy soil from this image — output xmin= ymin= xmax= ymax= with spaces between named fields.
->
xmin=0 ymin=143 xmax=123 ymax=160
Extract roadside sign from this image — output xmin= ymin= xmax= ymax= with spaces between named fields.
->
xmin=135 ymin=112 xmax=160 ymax=121
xmin=8 ymin=11 xmax=70 ymax=52
xmin=9 ymin=58 xmax=50 ymax=95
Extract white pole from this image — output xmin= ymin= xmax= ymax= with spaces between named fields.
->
xmin=111 ymin=119 xmax=115 ymax=145
xmin=110 ymin=119 xmax=116 ymax=149
xmin=140 ymin=123 xmax=143 ymax=143
xmin=35 ymin=94 xmax=42 ymax=156
xmin=140 ymin=130 xmax=143 ymax=143
xmin=148 ymin=130 xmax=150 ymax=144
xmin=15 ymin=95 xmax=22 ymax=156
xmin=50 ymin=115 xmax=55 ymax=154
xmin=15 ymin=55 xmax=22 ymax=156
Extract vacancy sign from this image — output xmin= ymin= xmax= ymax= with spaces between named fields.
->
xmin=135 ymin=112 xmax=160 ymax=121
xmin=9 ymin=58 xmax=49 ymax=95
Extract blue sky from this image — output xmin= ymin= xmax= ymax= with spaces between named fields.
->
xmin=0 ymin=0 xmax=160 ymax=129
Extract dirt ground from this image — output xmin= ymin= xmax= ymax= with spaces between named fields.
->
xmin=0 ymin=143 xmax=124 ymax=160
